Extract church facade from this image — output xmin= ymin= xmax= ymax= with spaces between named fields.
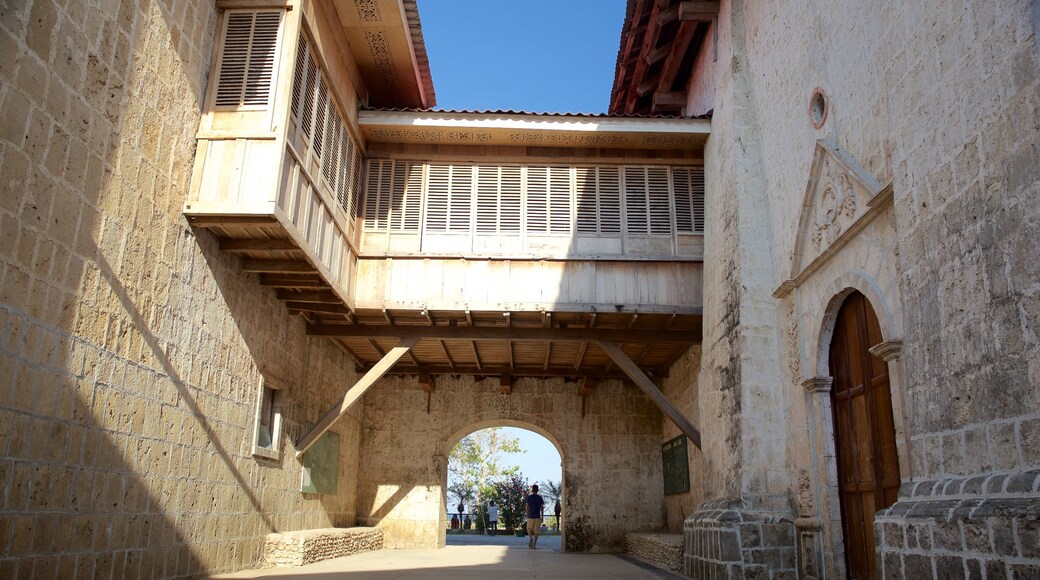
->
xmin=0 ymin=0 xmax=1036 ymax=578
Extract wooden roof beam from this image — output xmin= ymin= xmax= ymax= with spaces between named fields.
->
xmin=657 ymin=20 xmax=699 ymax=95
xmin=275 ymin=289 xmax=340 ymax=303
xmin=679 ymin=1 xmax=719 ymax=21
xmin=220 ymin=238 xmax=299 ymax=252
xmin=260 ymin=274 xmax=329 ymax=289
xmin=598 ymin=340 xmax=702 ymax=449
xmin=308 ymin=324 xmax=700 ymax=344
xmin=243 ymin=260 xmax=315 ymax=274
xmin=419 ymin=373 xmax=435 ymax=393
xmin=374 ymin=365 xmax=658 ymax=380
xmin=625 ymin=0 xmax=670 ymax=114
xmin=295 ymin=337 xmax=419 ymax=458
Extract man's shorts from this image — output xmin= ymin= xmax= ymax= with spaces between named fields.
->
xmin=526 ymin=518 xmax=542 ymax=535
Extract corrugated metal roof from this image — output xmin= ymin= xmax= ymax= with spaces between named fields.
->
xmin=403 ymin=0 xmax=436 ymax=108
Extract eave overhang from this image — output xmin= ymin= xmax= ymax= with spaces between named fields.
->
xmin=358 ymin=109 xmax=711 ymax=150
xmin=332 ymin=0 xmax=436 ymax=108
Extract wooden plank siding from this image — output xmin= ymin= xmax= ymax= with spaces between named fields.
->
xmin=352 ymin=258 xmax=702 ymax=313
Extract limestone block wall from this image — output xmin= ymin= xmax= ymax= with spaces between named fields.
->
xmin=357 ymin=375 xmax=665 ymax=552
xmin=0 ymin=0 xmax=364 ymax=577
xmin=660 ymin=345 xmax=703 ymax=533
xmin=690 ymin=0 xmax=1040 ymax=577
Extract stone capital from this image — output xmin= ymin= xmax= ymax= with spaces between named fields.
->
xmin=869 ymin=339 xmax=904 ymax=362
xmin=801 ymin=376 xmax=833 ymax=394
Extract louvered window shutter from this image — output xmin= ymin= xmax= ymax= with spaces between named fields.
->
xmin=313 ymin=78 xmax=329 ymax=161
xmin=350 ymin=146 xmax=363 ymax=222
xmin=390 ymin=161 xmax=423 ymax=231
xmin=363 ymin=160 xmax=393 ymax=230
xmin=548 ymin=166 xmax=572 ymax=233
xmin=336 ymin=132 xmax=352 ymax=212
xmin=576 ymin=167 xmax=621 ymax=234
xmin=215 ymin=11 xmax=282 ymax=108
xmin=448 ymin=164 xmax=474 ymax=232
xmin=624 ymin=167 xmax=649 ymax=235
xmin=500 ymin=166 xmax=522 ymax=232
xmin=289 ymin=36 xmax=307 ymax=122
xmin=425 ymin=164 xmax=450 ymax=232
xmin=647 ymin=166 xmax=672 ymax=235
xmin=322 ymin=114 xmax=340 ymax=190
xmin=476 ymin=166 xmax=522 ymax=234
xmin=672 ymin=166 xmax=705 ymax=233
xmin=299 ymin=49 xmax=318 ymax=137
xmin=526 ymin=166 xmax=548 ymax=233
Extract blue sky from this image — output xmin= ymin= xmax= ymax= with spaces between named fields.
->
xmin=420 ymin=0 xmax=628 ymax=113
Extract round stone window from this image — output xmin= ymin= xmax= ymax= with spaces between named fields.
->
xmin=809 ymin=88 xmax=828 ymax=129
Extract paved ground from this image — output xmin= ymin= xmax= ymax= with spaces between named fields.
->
xmin=211 ymin=533 xmax=682 ymax=579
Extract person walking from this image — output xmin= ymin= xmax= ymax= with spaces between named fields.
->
xmin=487 ymin=501 xmax=499 ymax=536
xmin=524 ymin=484 xmax=545 ymax=549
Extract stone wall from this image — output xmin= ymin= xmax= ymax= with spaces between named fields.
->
xmin=687 ymin=0 xmax=1040 ymax=577
xmin=0 ymin=0 xmax=364 ymax=576
xmin=357 ymin=374 xmax=665 ymax=551
xmin=660 ymin=345 xmax=703 ymax=532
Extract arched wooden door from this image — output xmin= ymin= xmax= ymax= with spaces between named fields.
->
xmin=829 ymin=291 xmax=900 ymax=579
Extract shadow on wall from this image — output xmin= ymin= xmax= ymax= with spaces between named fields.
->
xmin=0 ymin=0 xmax=355 ymax=576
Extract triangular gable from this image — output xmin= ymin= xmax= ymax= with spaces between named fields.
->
xmin=789 ymin=140 xmax=884 ymax=280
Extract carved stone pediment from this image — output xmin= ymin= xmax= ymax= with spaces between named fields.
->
xmin=789 ymin=141 xmax=885 ymax=280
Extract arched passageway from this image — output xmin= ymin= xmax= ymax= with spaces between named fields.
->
xmin=444 ymin=423 xmax=565 ymax=545
xmin=355 ymin=374 xmax=666 ymax=552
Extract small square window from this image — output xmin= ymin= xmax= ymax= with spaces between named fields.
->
xmin=252 ymin=377 xmax=283 ymax=459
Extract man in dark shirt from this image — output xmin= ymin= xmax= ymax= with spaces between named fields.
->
xmin=525 ymin=484 xmax=545 ymax=549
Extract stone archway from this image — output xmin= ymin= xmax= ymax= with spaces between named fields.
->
xmin=441 ymin=420 xmax=566 ymax=546
xmin=355 ymin=374 xmax=666 ymax=552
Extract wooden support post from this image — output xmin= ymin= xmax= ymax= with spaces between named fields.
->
xmin=597 ymin=340 xmax=702 ymax=449
xmin=500 ymin=375 xmax=512 ymax=395
xmin=295 ymin=337 xmax=419 ymax=458
xmin=419 ymin=373 xmax=435 ymax=393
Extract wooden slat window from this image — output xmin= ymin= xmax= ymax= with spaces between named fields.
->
xmin=289 ymin=35 xmax=307 ymax=120
xmin=363 ymin=160 xmax=394 ymax=231
xmin=313 ymin=78 xmax=329 ymax=162
xmin=423 ymin=164 xmax=474 ymax=233
xmin=476 ymin=165 xmax=522 ymax=234
xmin=215 ymin=11 xmax=282 ymax=108
xmin=672 ymin=167 xmax=705 ymax=233
xmin=287 ymin=31 xmax=364 ymax=220
xmin=624 ymin=166 xmax=673 ymax=236
xmin=549 ymin=166 xmax=572 ymax=234
xmin=299 ymin=45 xmax=318 ymax=137
xmin=390 ymin=161 xmax=423 ymax=231
xmin=362 ymin=160 xmax=703 ymax=248
xmin=575 ymin=167 xmax=622 ymax=234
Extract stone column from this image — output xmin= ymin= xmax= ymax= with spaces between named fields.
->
xmin=868 ymin=339 xmax=911 ymax=478
xmin=798 ymin=377 xmax=833 ymax=580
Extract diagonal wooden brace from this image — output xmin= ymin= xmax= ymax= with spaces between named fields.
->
xmin=597 ymin=340 xmax=702 ymax=449
xmin=295 ymin=337 xmax=419 ymax=458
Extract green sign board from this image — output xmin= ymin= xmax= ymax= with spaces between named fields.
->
xmin=662 ymin=435 xmax=690 ymax=495
xmin=301 ymin=431 xmax=340 ymax=495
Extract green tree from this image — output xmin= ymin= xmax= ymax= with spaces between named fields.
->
xmin=448 ymin=428 xmax=524 ymax=502
xmin=494 ymin=473 xmax=529 ymax=532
